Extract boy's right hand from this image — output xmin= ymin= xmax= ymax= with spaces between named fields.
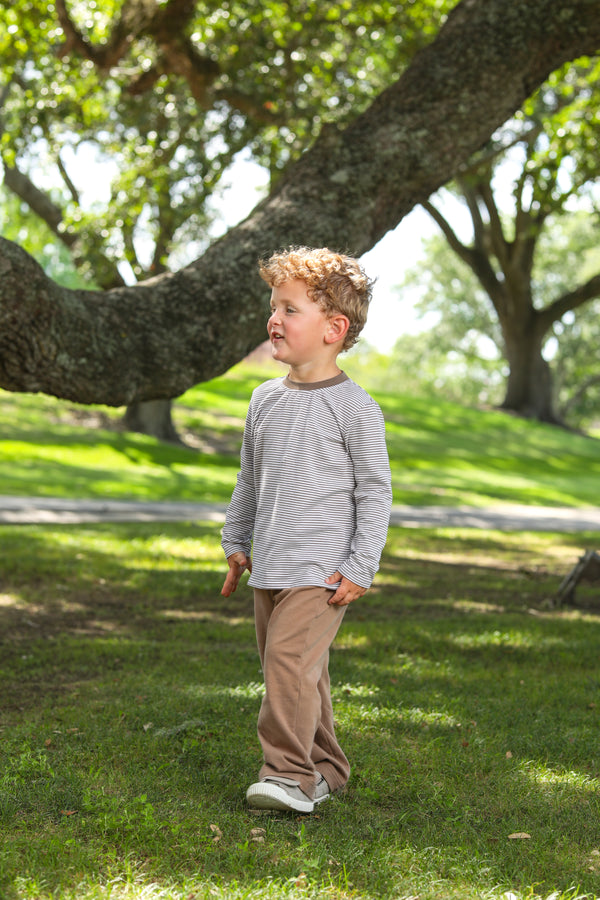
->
xmin=221 ymin=552 xmax=252 ymax=597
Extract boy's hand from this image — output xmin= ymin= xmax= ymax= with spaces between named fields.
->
xmin=325 ymin=572 xmax=366 ymax=606
xmin=221 ymin=552 xmax=252 ymax=597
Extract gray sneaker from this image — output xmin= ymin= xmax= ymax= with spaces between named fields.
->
xmin=313 ymin=774 xmax=331 ymax=805
xmin=246 ymin=775 xmax=330 ymax=813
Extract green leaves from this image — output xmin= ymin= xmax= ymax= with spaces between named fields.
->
xmin=0 ymin=0 xmax=451 ymax=284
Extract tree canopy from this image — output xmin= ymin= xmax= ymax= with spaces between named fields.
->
xmin=1 ymin=0 xmax=600 ymax=408
xmin=2 ymin=0 xmax=446 ymax=287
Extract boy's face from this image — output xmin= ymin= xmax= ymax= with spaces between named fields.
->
xmin=267 ymin=280 xmax=344 ymax=377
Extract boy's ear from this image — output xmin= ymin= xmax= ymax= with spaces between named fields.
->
xmin=325 ymin=314 xmax=350 ymax=345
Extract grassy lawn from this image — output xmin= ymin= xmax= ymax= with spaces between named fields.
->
xmin=1 ymin=365 xmax=600 ymax=900
xmin=1 ymin=361 xmax=599 ymax=508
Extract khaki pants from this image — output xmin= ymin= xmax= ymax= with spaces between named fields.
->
xmin=253 ymin=586 xmax=351 ymax=799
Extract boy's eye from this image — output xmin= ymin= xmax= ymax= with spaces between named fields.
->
xmin=268 ymin=305 xmax=296 ymax=315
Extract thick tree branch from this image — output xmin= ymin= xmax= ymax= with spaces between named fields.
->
xmin=2 ymin=163 xmax=77 ymax=247
xmin=159 ymin=38 xmax=220 ymax=106
xmin=1 ymin=161 xmax=126 ymax=289
xmin=513 ymin=159 xmax=538 ymax=270
xmin=457 ymin=179 xmax=487 ymax=251
xmin=538 ymin=272 xmax=600 ymax=332
xmin=421 ymin=200 xmax=469 ymax=260
xmin=127 ymin=66 xmax=162 ymax=95
xmin=423 ymin=196 xmax=504 ymax=313
xmin=55 ymin=0 xmax=277 ymax=123
xmin=55 ymin=0 xmax=158 ymax=69
xmin=2 ymin=0 xmax=600 ymax=404
xmin=477 ymin=182 xmax=510 ymax=272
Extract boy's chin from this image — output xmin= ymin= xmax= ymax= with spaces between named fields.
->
xmin=270 ymin=344 xmax=287 ymax=360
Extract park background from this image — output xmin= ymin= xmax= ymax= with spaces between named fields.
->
xmin=1 ymin=2 xmax=600 ymax=899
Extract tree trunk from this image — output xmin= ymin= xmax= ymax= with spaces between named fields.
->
xmin=2 ymin=0 xmax=600 ymax=405
xmin=500 ymin=334 xmax=561 ymax=424
xmin=123 ymin=399 xmax=184 ymax=444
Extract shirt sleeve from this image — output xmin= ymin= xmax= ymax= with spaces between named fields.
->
xmin=337 ymin=400 xmax=392 ymax=588
xmin=221 ymin=398 xmax=256 ymax=559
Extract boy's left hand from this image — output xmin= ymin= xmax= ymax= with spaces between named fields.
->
xmin=325 ymin=572 xmax=366 ymax=606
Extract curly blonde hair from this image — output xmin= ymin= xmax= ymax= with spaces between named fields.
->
xmin=258 ymin=246 xmax=374 ymax=351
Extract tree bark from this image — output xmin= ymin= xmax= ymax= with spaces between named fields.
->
xmin=123 ymin=399 xmax=184 ymax=444
xmin=500 ymin=326 xmax=559 ymax=424
xmin=2 ymin=0 xmax=600 ymax=405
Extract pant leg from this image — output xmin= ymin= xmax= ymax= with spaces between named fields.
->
xmin=253 ymin=586 xmax=350 ymax=798
xmin=310 ymin=659 xmax=348 ymax=790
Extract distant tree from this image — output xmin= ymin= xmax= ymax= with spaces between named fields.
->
xmin=399 ymin=209 xmax=600 ymax=428
xmin=1 ymin=0 xmax=599 ymax=418
xmin=418 ymin=60 xmax=600 ymax=425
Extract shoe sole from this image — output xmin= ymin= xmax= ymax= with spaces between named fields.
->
xmin=246 ymin=782 xmax=315 ymax=813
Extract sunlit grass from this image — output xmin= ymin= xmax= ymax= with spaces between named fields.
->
xmin=1 ymin=361 xmax=599 ymax=508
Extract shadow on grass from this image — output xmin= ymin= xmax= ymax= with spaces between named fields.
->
xmin=1 ymin=524 xmax=600 ymax=898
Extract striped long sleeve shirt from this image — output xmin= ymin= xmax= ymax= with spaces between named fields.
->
xmin=221 ymin=371 xmax=392 ymax=590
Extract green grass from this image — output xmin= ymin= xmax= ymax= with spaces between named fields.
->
xmin=1 ymin=363 xmax=600 ymax=899
xmin=1 ymin=361 xmax=599 ymax=507
xmin=382 ymin=392 xmax=600 ymax=508
xmin=1 ymin=523 xmax=599 ymax=900
xmin=0 ymin=378 xmax=249 ymax=504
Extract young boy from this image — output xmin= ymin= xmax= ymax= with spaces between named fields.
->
xmin=221 ymin=247 xmax=392 ymax=813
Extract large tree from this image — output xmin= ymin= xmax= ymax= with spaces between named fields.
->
xmin=0 ymin=0 xmax=448 ymax=434
xmin=419 ymin=60 xmax=600 ymax=424
xmin=3 ymin=0 xmax=437 ymax=438
xmin=1 ymin=0 xmax=600 ymax=409
xmin=397 ymin=208 xmax=600 ymax=428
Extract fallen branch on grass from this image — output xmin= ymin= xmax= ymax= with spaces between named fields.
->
xmin=555 ymin=550 xmax=600 ymax=606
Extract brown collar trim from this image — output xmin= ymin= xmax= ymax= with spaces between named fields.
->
xmin=283 ymin=371 xmax=349 ymax=391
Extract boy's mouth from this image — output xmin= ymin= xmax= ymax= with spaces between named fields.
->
xmin=271 ymin=331 xmax=284 ymax=342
